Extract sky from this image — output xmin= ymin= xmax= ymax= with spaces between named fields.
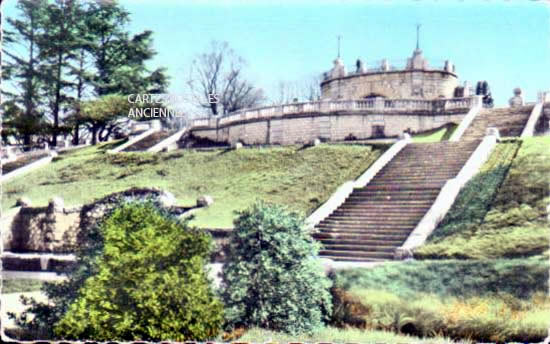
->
xmin=3 ymin=0 xmax=550 ymax=107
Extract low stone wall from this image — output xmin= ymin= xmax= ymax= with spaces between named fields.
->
xmin=192 ymin=110 xmax=467 ymax=145
xmin=2 ymin=188 xmax=183 ymax=253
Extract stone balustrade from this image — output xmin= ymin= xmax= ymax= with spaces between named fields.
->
xmin=191 ymin=97 xmax=475 ymax=129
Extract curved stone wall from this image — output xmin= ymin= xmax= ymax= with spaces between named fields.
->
xmin=320 ymin=69 xmax=459 ymax=100
xmin=189 ymin=98 xmax=474 ymax=145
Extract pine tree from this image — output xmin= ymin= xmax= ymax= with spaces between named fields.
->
xmin=2 ymin=0 xmax=49 ymax=147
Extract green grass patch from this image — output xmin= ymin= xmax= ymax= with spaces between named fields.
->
xmin=416 ymin=137 xmax=549 ymax=259
xmin=2 ymin=142 xmax=384 ymax=228
xmin=2 ymin=279 xmax=45 ymax=294
xmin=332 ymin=259 xmax=548 ymax=300
xmin=234 ymin=326 xmax=455 ymax=344
xmin=412 ymin=123 xmax=457 ymax=143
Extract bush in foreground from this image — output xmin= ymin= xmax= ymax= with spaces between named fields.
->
xmin=221 ymin=202 xmax=332 ymax=334
xmin=53 ymin=201 xmax=223 ymax=340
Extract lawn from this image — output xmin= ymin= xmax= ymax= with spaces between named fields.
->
xmin=416 ymin=137 xmax=550 ymax=259
xmin=412 ymin=123 xmax=457 ymax=142
xmin=2 ymin=142 xmax=384 ymax=228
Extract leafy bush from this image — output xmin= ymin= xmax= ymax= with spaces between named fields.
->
xmin=221 ymin=202 xmax=332 ymax=334
xmin=52 ymin=201 xmax=223 ymax=340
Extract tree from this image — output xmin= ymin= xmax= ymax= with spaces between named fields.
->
xmin=274 ymin=75 xmax=322 ymax=105
xmin=44 ymin=200 xmax=222 ymax=340
xmin=221 ymin=202 xmax=332 ymax=334
xmin=2 ymin=0 xmax=49 ymax=147
xmin=84 ymin=1 xmax=169 ymax=97
xmin=186 ymin=41 xmax=264 ymax=116
xmin=77 ymin=94 xmax=132 ymax=145
xmin=38 ymin=0 xmax=86 ymax=146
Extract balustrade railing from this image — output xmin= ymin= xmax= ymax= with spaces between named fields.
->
xmin=191 ymin=97 xmax=475 ymax=129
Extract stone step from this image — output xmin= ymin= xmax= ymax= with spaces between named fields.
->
xmin=321 ymin=244 xmax=396 ymax=253
xmin=323 ymin=216 xmax=419 ymax=223
xmin=313 ymin=232 xmax=409 ymax=241
xmin=317 ymin=222 xmax=414 ymax=229
xmin=319 ymin=249 xmax=394 ymax=260
xmin=331 ymin=208 xmax=429 ymax=215
xmin=317 ymin=238 xmax=404 ymax=246
xmin=346 ymin=195 xmax=438 ymax=201
xmin=338 ymin=201 xmax=433 ymax=208
xmin=317 ymin=227 xmax=413 ymax=235
xmin=319 ymin=255 xmax=389 ymax=262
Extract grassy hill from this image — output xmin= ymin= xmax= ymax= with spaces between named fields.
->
xmin=2 ymin=142 xmax=384 ymax=228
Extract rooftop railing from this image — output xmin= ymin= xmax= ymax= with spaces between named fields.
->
xmin=191 ymin=97 xmax=476 ymax=129
xmin=322 ymin=59 xmax=452 ymax=81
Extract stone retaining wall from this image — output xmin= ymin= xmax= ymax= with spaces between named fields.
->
xmin=192 ymin=111 xmax=467 ymax=145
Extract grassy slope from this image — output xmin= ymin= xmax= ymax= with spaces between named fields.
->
xmin=416 ymin=137 xmax=550 ymax=259
xmin=2 ymin=142 xmax=383 ymax=228
xmin=332 ymin=259 xmax=548 ymax=300
xmin=412 ymin=123 xmax=457 ymax=143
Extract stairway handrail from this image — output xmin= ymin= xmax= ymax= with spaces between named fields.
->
xmin=449 ymin=95 xmax=483 ymax=141
xmin=395 ymin=132 xmax=498 ymax=259
xmin=520 ymin=102 xmax=544 ymax=138
xmin=108 ymin=127 xmax=160 ymax=154
xmin=148 ymin=127 xmax=188 ymax=153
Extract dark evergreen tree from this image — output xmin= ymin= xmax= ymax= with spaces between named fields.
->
xmin=2 ymin=0 xmax=49 ymax=147
xmin=37 ymin=0 xmax=85 ymax=146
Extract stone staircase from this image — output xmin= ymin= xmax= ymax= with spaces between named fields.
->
xmin=313 ymin=140 xmax=479 ymax=262
xmin=123 ymin=130 xmax=175 ymax=152
xmin=461 ymin=105 xmax=533 ymax=140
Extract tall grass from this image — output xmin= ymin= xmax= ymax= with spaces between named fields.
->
xmin=347 ymin=288 xmax=549 ymax=343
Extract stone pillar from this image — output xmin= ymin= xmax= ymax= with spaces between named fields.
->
xmin=381 ymin=59 xmax=390 ymax=71
xmin=330 ymin=58 xmax=347 ymax=79
xmin=444 ymin=60 xmax=454 ymax=73
xmin=463 ymin=81 xmax=472 ymax=97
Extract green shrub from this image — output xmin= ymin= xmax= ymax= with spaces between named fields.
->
xmin=53 ymin=201 xmax=223 ymax=341
xmin=221 ymin=202 xmax=332 ymax=334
